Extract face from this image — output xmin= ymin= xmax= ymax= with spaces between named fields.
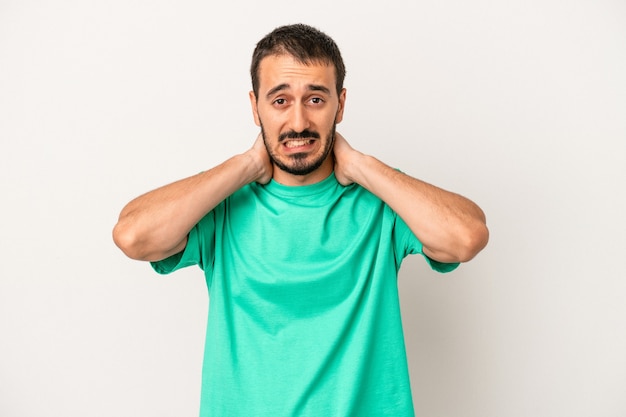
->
xmin=250 ymin=54 xmax=346 ymax=185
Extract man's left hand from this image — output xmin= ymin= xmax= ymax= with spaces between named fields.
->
xmin=333 ymin=132 xmax=363 ymax=186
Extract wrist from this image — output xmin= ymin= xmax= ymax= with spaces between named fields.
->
xmin=240 ymin=149 xmax=271 ymax=184
xmin=342 ymin=151 xmax=368 ymax=184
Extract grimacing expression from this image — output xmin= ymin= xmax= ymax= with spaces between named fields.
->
xmin=250 ymin=54 xmax=346 ymax=183
xmin=260 ymin=124 xmax=336 ymax=176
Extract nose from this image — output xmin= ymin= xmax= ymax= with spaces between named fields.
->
xmin=289 ymin=103 xmax=310 ymax=133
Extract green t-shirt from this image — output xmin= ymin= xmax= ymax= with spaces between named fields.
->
xmin=152 ymin=173 xmax=458 ymax=417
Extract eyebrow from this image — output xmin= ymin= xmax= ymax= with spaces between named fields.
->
xmin=265 ymin=83 xmax=332 ymax=99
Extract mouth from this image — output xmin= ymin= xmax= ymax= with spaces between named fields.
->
xmin=284 ymin=139 xmax=315 ymax=149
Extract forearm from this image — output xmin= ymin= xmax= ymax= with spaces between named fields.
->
xmin=113 ymin=152 xmax=263 ymax=262
xmin=349 ymin=154 xmax=488 ymax=263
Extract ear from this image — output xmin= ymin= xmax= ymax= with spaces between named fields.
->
xmin=335 ymin=88 xmax=347 ymax=124
xmin=249 ymin=91 xmax=261 ymax=126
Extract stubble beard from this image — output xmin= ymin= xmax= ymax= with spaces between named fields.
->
xmin=260 ymin=123 xmax=336 ymax=176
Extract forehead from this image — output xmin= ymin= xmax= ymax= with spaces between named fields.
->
xmin=257 ymin=54 xmax=336 ymax=95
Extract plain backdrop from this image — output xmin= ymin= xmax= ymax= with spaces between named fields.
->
xmin=1 ymin=1 xmax=625 ymax=416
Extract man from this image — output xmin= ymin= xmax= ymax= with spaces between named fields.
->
xmin=113 ymin=23 xmax=488 ymax=417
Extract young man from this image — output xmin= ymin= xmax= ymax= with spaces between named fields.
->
xmin=113 ymin=23 xmax=488 ymax=417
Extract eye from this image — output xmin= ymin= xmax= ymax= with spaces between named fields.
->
xmin=273 ymin=98 xmax=287 ymax=106
xmin=310 ymin=97 xmax=324 ymax=104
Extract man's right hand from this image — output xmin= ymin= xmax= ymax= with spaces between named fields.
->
xmin=246 ymin=133 xmax=273 ymax=184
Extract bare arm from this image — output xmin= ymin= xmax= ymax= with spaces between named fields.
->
xmin=112 ymin=135 xmax=272 ymax=262
xmin=333 ymin=133 xmax=488 ymax=263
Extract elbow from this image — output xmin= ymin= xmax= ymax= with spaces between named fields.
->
xmin=457 ymin=222 xmax=489 ymax=263
xmin=425 ymin=222 xmax=489 ymax=264
xmin=113 ymin=219 xmax=184 ymax=262
xmin=112 ymin=221 xmax=145 ymax=261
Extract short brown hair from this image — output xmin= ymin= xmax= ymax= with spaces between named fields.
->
xmin=250 ymin=24 xmax=346 ymax=98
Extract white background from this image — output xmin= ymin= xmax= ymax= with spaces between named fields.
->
xmin=1 ymin=1 xmax=625 ymax=416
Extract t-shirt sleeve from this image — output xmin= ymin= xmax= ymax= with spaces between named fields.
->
xmin=393 ymin=211 xmax=459 ymax=273
xmin=150 ymin=210 xmax=216 ymax=275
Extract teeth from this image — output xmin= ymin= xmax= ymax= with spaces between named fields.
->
xmin=285 ymin=139 xmax=312 ymax=148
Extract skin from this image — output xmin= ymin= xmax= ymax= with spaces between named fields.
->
xmin=113 ymin=54 xmax=489 ymax=264
xmin=249 ymin=54 xmax=345 ymax=186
